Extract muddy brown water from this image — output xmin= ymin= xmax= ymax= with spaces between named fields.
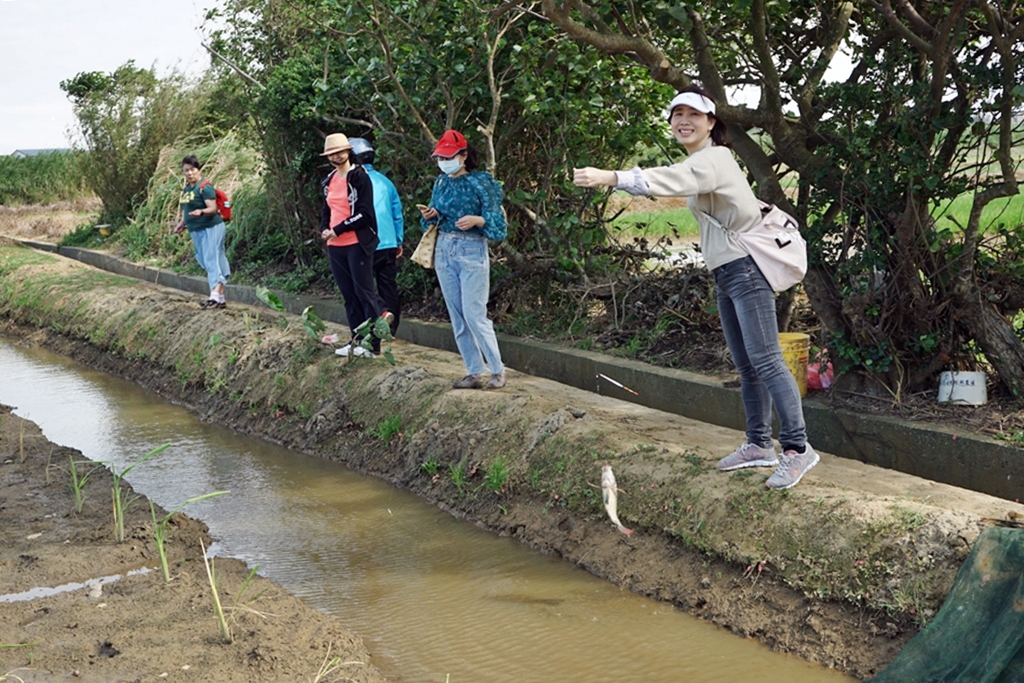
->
xmin=0 ymin=338 xmax=855 ymax=683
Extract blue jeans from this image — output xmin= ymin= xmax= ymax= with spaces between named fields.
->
xmin=713 ymin=256 xmax=807 ymax=450
xmin=435 ymin=231 xmax=504 ymax=376
xmin=189 ymin=221 xmax=230 ymax=292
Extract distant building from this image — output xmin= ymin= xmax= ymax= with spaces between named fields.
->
xmin=10 ymin=148 xmax=72 ymax=159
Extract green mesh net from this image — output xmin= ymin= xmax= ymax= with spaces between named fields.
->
xmin=868 ymin=526 xmax=1024 ymax=683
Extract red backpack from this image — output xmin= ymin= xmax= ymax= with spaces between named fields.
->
xmin=198 ymin=180 xmax=232 ymax=222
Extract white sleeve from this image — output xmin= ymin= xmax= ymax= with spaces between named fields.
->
xmin=613 ymin=167 xmax=651 ymax=196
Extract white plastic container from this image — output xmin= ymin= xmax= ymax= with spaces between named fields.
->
xmin=937 ymin=371 xmax=987 ymax=405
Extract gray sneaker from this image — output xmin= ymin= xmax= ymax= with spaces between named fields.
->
xmin=716 ymin=442 xmax=779 ymax=471
xmin=486 ymin=372 xmax=506 ymax=389
xmin=765 ymin=444 xmax=820 ymax=490
xmin=452 ymin=374 xmax=484 ymax=389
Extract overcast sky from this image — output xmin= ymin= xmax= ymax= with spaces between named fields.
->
xmin=0 ymin=0 xmax=216 ymax=155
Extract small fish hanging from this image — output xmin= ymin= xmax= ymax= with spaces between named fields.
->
xmin=601 ymin=464 xmax=634 ymax=536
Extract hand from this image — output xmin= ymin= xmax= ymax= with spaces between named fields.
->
xmin=418 ymin=204 xmax=438 ymax=220
xmin=455 ymin=215 xmax=483 ymax=231
xmin=321 ymin=229 xmax=334 ymax=241
xmin=395 ymin=245 xmax=404 ymax=259
xmin=573 ymin=167 xmax=617 ymax=188
xmin=173 ymin=222 xmax=185 ymax=235
xmin=189 ymin=209 xmax=203 ymax=217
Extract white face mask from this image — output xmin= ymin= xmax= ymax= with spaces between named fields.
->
xmin=437 ymin=158 xmax=462 ymax=175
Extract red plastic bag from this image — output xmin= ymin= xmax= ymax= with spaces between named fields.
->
xmin=807 ymin=361 xmax=834 ymax=390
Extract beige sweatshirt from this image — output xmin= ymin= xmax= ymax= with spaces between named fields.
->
xmin=618 ymin=141 xmax=761 ymax=271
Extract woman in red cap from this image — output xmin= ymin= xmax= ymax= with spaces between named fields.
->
xmin=573 ymin=85 xmax=817 ymax=491
xmin=417 ymin=130 xmax=508 ymax=389
xmin=319 ymin=133 xmax=391 ymax=358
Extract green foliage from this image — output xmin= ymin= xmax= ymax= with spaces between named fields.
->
xmin=67 ymin=457 xmax=103 ymax=514
xmin=110 ymin=443 xmax=170 ymax=543
xmin=482 ymin=457 xmax=510 ymax=494
xmin=58 ymin=219 xmax=105 ymax=248
xmin=351 ymin=315 xmax=396 ymax=366
xmin=449 ymin=462 xmax=467 ymax=493
xmin=421 ymin=454 xmax=440 ymax=477
xmin=61 ymin=61 xmax=204 ymax=226
xmin=255 ymin=285 xmax=285 ymax=312
xmin=120 ymin=130 xmax=263 ymax=267
xmin=300 ymin=306 xmax=326 ymax=341
xmin=0 ymin=151 xmax=91 ymax=205
xmin=372 ymin=414 xmax=402 ymax=441
xmin=150 ymin=491 xmax=229 ymax=582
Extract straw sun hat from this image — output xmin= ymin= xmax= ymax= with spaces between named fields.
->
xmin=321 ymin=133 xmax=354 ymax=156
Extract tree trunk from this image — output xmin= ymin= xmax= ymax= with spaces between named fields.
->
xmin=956 ymin=292 xmax=1024 ymax=400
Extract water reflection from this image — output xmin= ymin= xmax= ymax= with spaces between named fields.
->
xmin=0 ymin=339 xmax=854 ymax=683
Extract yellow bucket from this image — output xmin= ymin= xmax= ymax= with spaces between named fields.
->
xmin=778 ymin=332 xmax=810 ymax=397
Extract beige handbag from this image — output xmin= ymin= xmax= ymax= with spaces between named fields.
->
xmin=411 ymin=224 xmax=438 ymax=269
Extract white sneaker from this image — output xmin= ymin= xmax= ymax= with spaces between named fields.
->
xmin=352 ymin=346 xmax=376 ymax=358
xmin=335 ymin=344 xmax=353 ymax=357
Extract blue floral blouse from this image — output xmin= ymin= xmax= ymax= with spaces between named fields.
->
xmin=421 ymin=171 xmax=506 ymax=237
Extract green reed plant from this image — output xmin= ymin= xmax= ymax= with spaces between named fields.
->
xmin=421 ymin=454 xmax=440 ymax=477
xmin=200 ymin=539 xmax=264 ymax=644
xmin=309 ymin=643 xmax=363 ymax=683
xmin=67 ymin=456 xmax=103 ymax=514
xmin=111 ymin=443 xmax=170 ymax=543
xmin=372 ymin=414 xmax=402 ymax=441
xmin=482 ymin=457 xmax=510 ymax=494
xmin=150 ymin=491 xmax=229 ymax=583
xmin=449 ymin=463 xmax=467 ymax=493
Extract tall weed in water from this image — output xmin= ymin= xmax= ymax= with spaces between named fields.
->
xmin=200 ymin=540 xmax=264 ymax=644
xmin=111 ymin=443 xmax=170 ymax=542
xmin=150 ymin=491 xmax=229 ymax=582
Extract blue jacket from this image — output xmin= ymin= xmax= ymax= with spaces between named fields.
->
xmin=364 ymin=164 xmax=404 ymax=250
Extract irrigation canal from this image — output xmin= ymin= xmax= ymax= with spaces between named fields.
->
xmin=0 ymin=337 xmax=854 ymax=683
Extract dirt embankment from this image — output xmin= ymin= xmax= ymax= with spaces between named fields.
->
xmin=0 ymin=406 xmax=388 ymax=683
xmin=3 ymin=242 xmax=1023 ymax=679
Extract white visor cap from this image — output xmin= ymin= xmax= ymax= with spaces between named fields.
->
xmin=665 ymin=92 xmax=716 ymax=120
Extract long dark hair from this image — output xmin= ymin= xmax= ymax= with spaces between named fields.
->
xmin=181 ymin=155 xmax=202 ymax=170
xmin=463 ymin=145 xmax=480 ymax=172
xmin=677 ymin=85 xmax=731 ymax=148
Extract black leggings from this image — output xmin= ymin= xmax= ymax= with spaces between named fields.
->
xmin=373 ymin=247 xmax=401 ymax=334
xmin=328 ymin=244 xmax=385 ymax=348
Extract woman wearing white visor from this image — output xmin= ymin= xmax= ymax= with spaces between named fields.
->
xmin=573 ymin=85 xmax=818 ymax=490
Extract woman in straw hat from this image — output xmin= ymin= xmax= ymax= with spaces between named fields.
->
xmin=319 ymin=133 xmax=392 ymax=358
xmin=573 ymin=85 xmax=818 ymax=490
xmin=417 ymin=129 xmax=507 ymax=389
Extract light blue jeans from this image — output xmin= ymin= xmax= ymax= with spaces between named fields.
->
xmin=189 ymin=221 xmax=230 ymax=292
xmin=713 ymin=255 xmax=807 ymax=451
xmin=435 ymin=231 xmax=504 ymax=377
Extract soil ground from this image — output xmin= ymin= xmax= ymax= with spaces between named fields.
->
xmin=2 ymin=206 xmax=1023 ymax=681
xmin=0 ymin=406 xmax=388 ymax=683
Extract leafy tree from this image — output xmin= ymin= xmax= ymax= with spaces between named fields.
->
xmin=541 ymin=0 xmax=1024 ymax=397
xmin=205 ymin=0 xmax=669 ymax=280
xmin=61 ymin=61 xmax=203 ymax=225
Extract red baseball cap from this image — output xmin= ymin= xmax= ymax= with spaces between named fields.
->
xmin=432 ymin=129 xmax=468 ymax=158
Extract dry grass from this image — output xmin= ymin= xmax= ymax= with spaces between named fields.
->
xmin=0 ymin=199 xmax=101 ymax=242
